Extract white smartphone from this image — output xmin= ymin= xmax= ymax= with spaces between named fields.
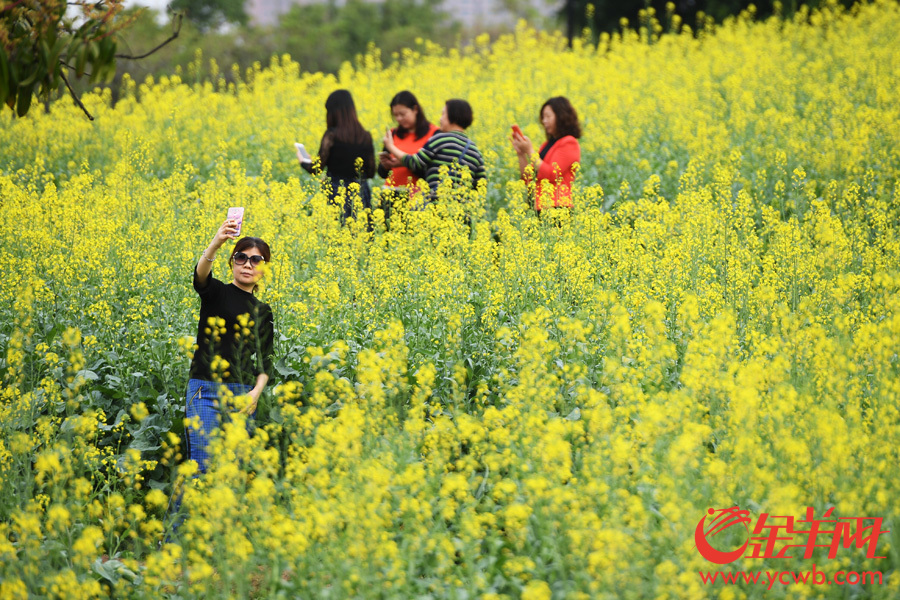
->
xmin=227 ymin=207 xmax=244 ymax=237
xmin=294 ymin=142 xmax=311 ymax=163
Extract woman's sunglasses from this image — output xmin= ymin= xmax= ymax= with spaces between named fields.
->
xmin=233 ymin=252 xmax=266 ymax=266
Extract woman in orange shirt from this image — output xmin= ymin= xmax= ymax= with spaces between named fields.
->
xmin=510 ymin=96 xmax=582 ymax=213
xmin=378 ymin=91 xmax=439 ymax=212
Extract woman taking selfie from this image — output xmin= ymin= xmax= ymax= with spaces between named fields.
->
xmin=510 ymin=96 xmax=582 ymax=212
xmin=185 ymin=218 xmax=274 ymax=474
xmin=298 ymin=89 xmax=376 ymax=222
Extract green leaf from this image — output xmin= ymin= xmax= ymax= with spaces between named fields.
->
xmin=77 ymin=369 xmax=100 ymax=381
xmin=99 ymin=409 xmax=128 ymax=432
xmin=65 ymin=36 xmax=82 ymax=63
xmin=0 ymin=46 xmax=10 ymax=107
xmin=148 ymin=479 xmax=169 ymax=491
xmin=92 ymin=558 xmax=140 ymax=585
xmin=42 ymin=539 xmax=67 ymax=555
xmin=275 ymin=358 xmax=300 ymax=377
xmin=565 ymin=407 xmax=581 ymax=421
xmin=268 ymin=405 xmax=284 ymax=424
xmin=15 ymin=81 xmax=34 ymax=117
xmin=137 ymin=414 xmax=170 ymax=432
xmin=127 ymin=413 xmax=170 ymax=453
xmin=47 ymin=37 xmax=67 ymax=91
xmin=39 ymin=39 xmax=51 ymax=68
xmin=97 ymin=386 xmax=126 ymax=400
xmin=59 ymin=416 xmax=82 ymax=434
xmin=126 ymin=435 xmax=160 ymax=453
xmin=100 ymin=37 xmax=117 ymax=65
xmin=102 ymin=58 xmax=117 ymax=84
xmin=75 ymin=44 xmax=88 ymax=78
xmin=18 ymin=62 xmax=43 ymax=88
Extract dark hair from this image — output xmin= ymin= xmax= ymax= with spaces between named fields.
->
xmin=229 ymin=237 xmax=271 ymax=294
xmin=541 ymin=96 xmax=581 ymax=140
xmin=444 ymin=99 xmax=473 ymax=130
xmin=390 ymin=90 xmax=431 ymax=140
xmin=325 ymin=89 xmax=368 ymax=144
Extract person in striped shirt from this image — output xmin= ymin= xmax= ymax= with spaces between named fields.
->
xmin=382 ymin=98 xmax=486 ymax=200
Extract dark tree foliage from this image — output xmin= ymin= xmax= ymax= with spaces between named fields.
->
xmin=1 ymin=0 xmax=124 ymax=117
xmin=274 ymin=0 xmax=456 ymax=73
xmin=561 ymin=0 xmax=863 ymax=37
xmin=110 ymin=0 xmax=458 ymax=87
xmin=1 ymin=0 xmax=181 ymax=118
xmin=169 ymin=0 xmax=248 ymax=33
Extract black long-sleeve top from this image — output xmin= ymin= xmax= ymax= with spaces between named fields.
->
xmin=301 ymin=129 xmax=376 ymax=181
xmin=189 ymin=265 xmax=275 ymax=385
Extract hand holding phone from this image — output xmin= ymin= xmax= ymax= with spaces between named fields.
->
xmin=511 ymin=124 xmax=525 ymax=140
xmin=227 ymin=207 xmax=245 ymax=238
xmin=294 ymin=142 xmax=312 ymax=164
xmin=383 ymin=129 xmax=396 ymax=152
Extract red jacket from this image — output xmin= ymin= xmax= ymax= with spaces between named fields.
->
xmin=526 ymin=135 xmax=581 ymax=211
xmin=384 ymin=123 xmax=439 ymax=189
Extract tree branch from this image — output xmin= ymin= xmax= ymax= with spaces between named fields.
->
xmin=115 ymin=13 xmax=182 ymax=60
xmin=60 ymin=60 xmax=92 ymax=78
xmin=59 ymin=68 xmax=94 ymax=121
xmin=1 ymin=0 xmax=28 ymax=14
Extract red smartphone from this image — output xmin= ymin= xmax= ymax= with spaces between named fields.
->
xmin=227 ymin=207 xmax=244 ymax=237
xmin=511 ymin=124 xmax=524 ymax=139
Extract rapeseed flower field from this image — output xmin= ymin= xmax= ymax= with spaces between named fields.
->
xmin=2 ymin=1 xmax=900 ymax=597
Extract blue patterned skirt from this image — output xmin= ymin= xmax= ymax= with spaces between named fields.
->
xmin=184 ymin=378 xmax=254 ymax=474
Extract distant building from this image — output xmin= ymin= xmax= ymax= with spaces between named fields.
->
xmin=247 ymin=0 xmax=297 ymax=26
xmin=441 ymin=0 xmax=559 ymax=29
xmin=246 ymin=0 xmax=559 ymax=29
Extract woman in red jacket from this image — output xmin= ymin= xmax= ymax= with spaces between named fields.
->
xmin=378 ymin=91 xmax=439 ymax=193
xmin=510 ymin=96 xmax=582 ymax=212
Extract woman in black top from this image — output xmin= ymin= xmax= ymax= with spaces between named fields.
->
xmin=298 ymin=89 xmax=376 ymax=222
xmin=186 ymin=218 xmax=274 ymax=474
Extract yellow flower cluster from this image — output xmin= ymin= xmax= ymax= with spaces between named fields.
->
xmin=1 ymin=1 xmax=900 ymax=597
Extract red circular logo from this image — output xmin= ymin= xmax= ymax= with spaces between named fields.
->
xmin=695 ymin=507 xmax=751 ymax=564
